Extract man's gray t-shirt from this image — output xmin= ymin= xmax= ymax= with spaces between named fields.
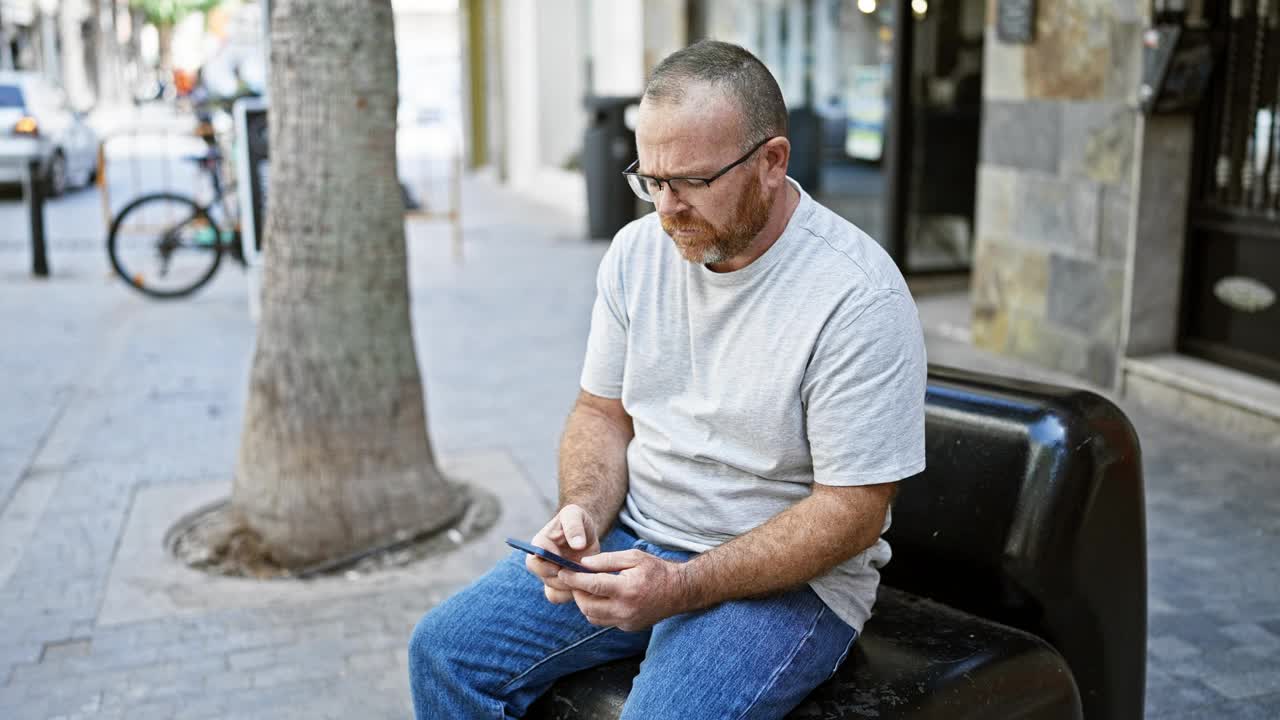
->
xmin=579 ymin=180 xmax=927 ymax=632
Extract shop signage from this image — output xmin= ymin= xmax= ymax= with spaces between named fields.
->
xmin=1213 ymin=276 xmax=1277 ymax=313
xmin=997 ymin=0 xmax=1036 ymax=44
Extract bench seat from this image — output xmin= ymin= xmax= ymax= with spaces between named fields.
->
xmin=525 ymin=366 xmax=1145 ymax=719
xmin=528 ymin=586 xmax=1082 ymax=720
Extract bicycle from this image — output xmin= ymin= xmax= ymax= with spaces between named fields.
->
xmin=106 ymin=100 xmax=248 ymax=299
xmin=107 ymin=91 xmax=429 ymax=298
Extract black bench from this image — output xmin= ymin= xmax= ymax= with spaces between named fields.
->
xmin=528 ymin=366 xmax=1146 ymax=719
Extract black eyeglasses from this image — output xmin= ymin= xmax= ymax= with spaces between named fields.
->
xmin=622 ymin=136 xmax=775 ymax=203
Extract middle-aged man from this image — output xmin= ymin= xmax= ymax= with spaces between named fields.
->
xmin=409 ymin=40 xmax=926 ymax=719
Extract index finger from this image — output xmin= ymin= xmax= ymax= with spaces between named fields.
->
xmin=559 ymin=505 xmax=589 ymax=551
xmin=577 ymin=549 xmax=647 ymax=573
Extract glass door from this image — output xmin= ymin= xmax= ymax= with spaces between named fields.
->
xmin=699 ymin=0 xmax=984 ymax=275
xmin=809 ymin=0 xmax=897 ymax=247
xmin=900 ymin=0 xmax=984 ymax=272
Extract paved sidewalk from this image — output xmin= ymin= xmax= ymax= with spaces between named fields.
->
xmin=0 ymin=176 xmax=1277 ymax=719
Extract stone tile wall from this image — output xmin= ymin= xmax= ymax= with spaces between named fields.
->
xmin=971 ymin=0 xmax=1144 ymax=388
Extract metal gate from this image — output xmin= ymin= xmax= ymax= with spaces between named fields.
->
xmin=1183 ymin=0 xmax=1280 ymax=382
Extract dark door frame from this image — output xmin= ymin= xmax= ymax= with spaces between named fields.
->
xmin=1178 ymin=1 xmax=1280 ymax=383
xmin=884 ymin=0 xmax=915 ymax=273
xmin=886 ymin=0 xmax=976 ymax=277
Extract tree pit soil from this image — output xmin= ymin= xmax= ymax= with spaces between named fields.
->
xmin=166 ymin=482 xmax=500 ymax=581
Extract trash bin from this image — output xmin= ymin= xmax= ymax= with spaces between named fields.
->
xmin=583 ymin=95 xmax=641 ymax=240
xmin=787 ymin=106 xmax=822 ymax=193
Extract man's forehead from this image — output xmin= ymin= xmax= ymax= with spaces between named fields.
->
xmin=638 ymin=89 xmax=740 ymax=133
xmin=636 ymin=92 xmax=744 ymax=170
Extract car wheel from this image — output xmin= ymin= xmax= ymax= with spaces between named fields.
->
xmin=44 ymin=151 xmax=68 ymax=197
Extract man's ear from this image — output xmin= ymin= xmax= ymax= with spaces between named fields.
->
xmin=762 ymin=137 xmax=791 ymax=187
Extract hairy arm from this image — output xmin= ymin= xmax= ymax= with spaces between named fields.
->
xmin=526 ymin=389 xmax=633 ymax=604
xmin=676 ymin=482 xmax=896 ymax=609
xmin=563 ymin=481 xmax=897 ymax=630
xmin=557 ymin=389 xmax=634 ymax=532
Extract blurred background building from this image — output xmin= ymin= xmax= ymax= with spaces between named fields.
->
xmin=457 ymin=0 xmax=1279 ymax=442
xmin=2 ymin=0 xmax=1275 ymax=439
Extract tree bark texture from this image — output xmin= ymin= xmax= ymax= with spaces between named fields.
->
xmin=59 ymin=0 xmax=95 ymax=108
xmin=232 ymin=0 xmax=462 ymax=568
xmin=156 ymin=23 xmax=173 ymax=72
xmin=95 ymin=0 xmax=122 ymax=104
xmin=128 ymin=8 xmax=144 ymax=65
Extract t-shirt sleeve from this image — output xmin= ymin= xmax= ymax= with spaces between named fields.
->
xmin=801 ymin=290 xmax=927 ymax=486
xmin=579 ymin=239 xmax=628 ymax=399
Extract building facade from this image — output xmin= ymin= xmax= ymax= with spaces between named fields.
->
xmin=971 ymin=0 xmax=1278 ymax=441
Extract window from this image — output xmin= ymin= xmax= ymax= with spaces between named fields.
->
xmin=0 ymin=85 xmax=25 ymax=108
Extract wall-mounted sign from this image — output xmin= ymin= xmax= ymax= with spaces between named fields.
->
xmin=1138 ymin=26 xmax=1214 ymax=115
xmin=844 ymin=66 xmax=887 ymax=162
xmin=1213 ymin=276 xmax=1277 ymax=313
xmin=997 ymin=0 xmax=1036 ymax=44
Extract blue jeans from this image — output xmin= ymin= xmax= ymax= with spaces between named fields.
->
xmin=408 ymin=524 xmax=858 ymax=719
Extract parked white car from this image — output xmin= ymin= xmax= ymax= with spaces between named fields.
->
xmin=0 ymin=72 xmax=99 ymax=195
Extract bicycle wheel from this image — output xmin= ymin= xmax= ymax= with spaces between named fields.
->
xmin=107 ymin=193 xmax=224 ymax=299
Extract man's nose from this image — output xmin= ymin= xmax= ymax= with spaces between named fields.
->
xmin=653 ymin=185 xmax=688 ymax=216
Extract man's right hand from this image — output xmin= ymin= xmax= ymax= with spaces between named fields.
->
xmin=526 ymin=504 xmax=601 ymax=604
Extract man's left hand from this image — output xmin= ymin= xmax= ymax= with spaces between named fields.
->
xmin=557 ymin=550 xmax=692 ymax=632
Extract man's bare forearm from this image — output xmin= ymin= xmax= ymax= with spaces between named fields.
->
xmin=675 ymin=483 xmax=896 ymax=611
xmin=557 ymin=394 xmax=633 ymax=531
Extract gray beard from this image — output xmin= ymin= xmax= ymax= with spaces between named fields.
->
xmin=697 ymin=245 xmax=726 ymax=265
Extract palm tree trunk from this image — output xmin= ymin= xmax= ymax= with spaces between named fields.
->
xmin=156 ymin=23 xmax=172 ymax=73
xmin=231 ymin=0 xmax=463 ymax=568
xmin=128 ymin=8 xmax=144 ymax=62
xmin=59 ymin=0 xmax=95 ymax=108
xmin=95 ymin=0 xmax=122 ymax=104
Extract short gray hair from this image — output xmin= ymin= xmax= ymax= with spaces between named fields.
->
xmin=643 ymin=40 xmax=788 ymax=151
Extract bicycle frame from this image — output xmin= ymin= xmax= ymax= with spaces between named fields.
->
xmin=193 ymin=128 xmax=246 ymax=266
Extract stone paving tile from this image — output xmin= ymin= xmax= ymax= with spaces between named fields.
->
xmin=1148 ymin=612 xmax=1242 ymax=656
xmin=1220 ymin=623 xmax=1280 ymax=650
xmin=1145 ymin=668 xmax=1224 ymax=718
xmin=1157 ymin=692 xmax=1280 ymax=720
xmin=1260 ymin=618 xmax=1280 ymax=639
xmin=1148 ymin=634 xmax=1201 ymax=662
xmin=1202 ymin=667 xmax=1280 ymax=701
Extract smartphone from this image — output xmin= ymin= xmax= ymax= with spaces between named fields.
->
xmin=506 ymin=537 xmax=596 ymax=573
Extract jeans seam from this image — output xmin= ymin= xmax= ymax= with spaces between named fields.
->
xmin=733 ymin=605 xmax=826 ymax=720
xmin=829 ymin=630 xmax=858 ymax=679
xmin=497 ymin=625 xmax=618 ymax=692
